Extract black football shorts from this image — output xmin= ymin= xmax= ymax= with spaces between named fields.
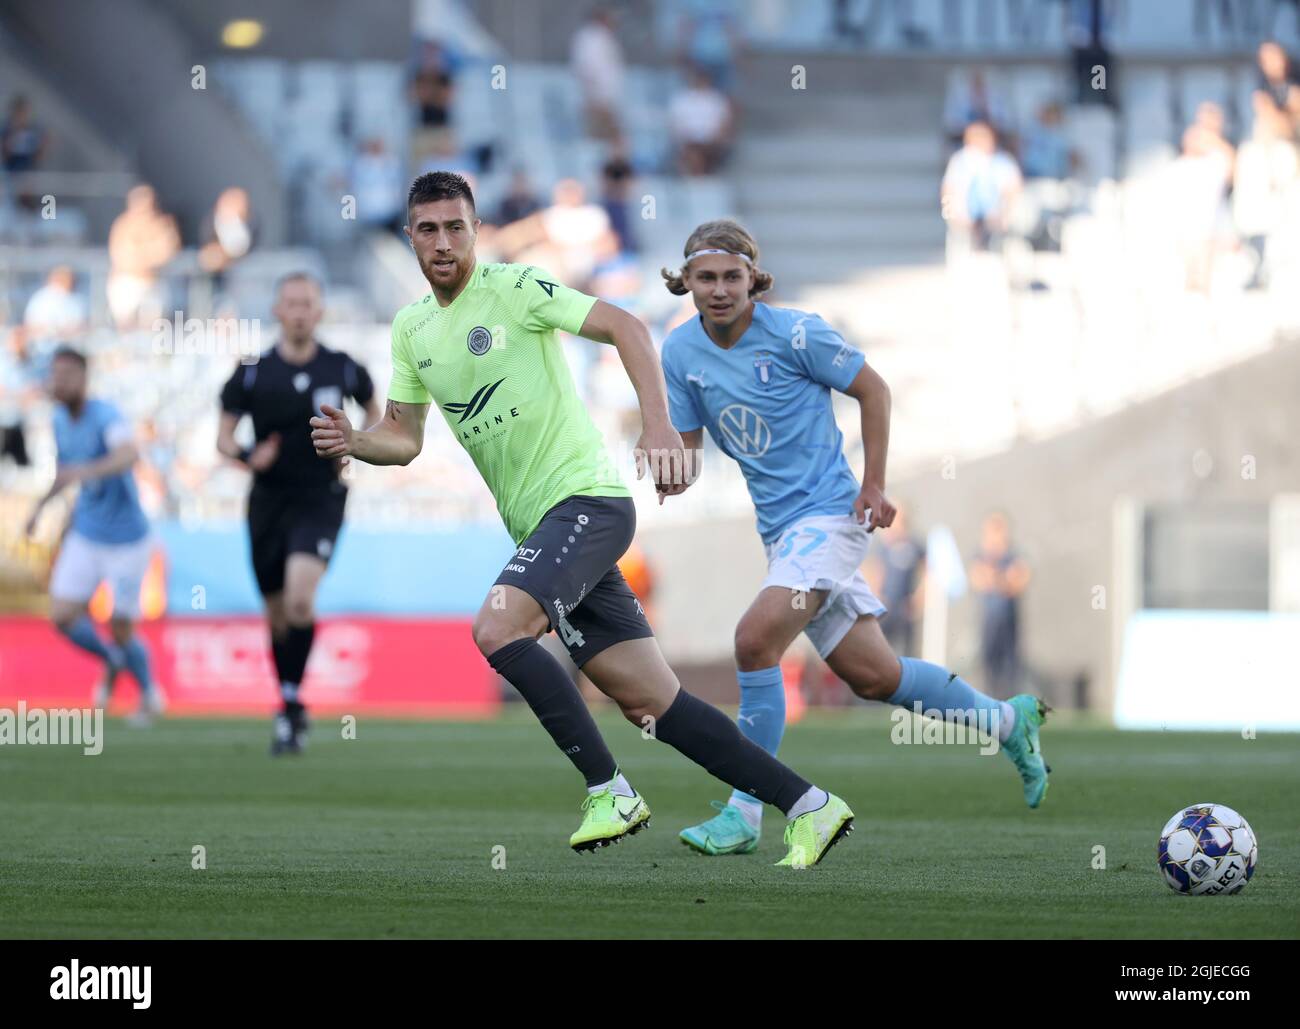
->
xmin=246 ymin=479 xmax=347 ymax=595
xmin=492 ymin=494 xmax=655 ymax=667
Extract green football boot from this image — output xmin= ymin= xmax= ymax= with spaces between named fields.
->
xmin=680 ymin=801 xmax=761 ymax=856
xmin=1000 ymin=694 xmax=1051 ymax=808
xmin=569 ymin=787 xmax=651 ymax=852
xmin=775 ymin=793 xmax=854 ymax=869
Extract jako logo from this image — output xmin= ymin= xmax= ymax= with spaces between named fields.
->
xmin=443 ymin=377 xmax=506 ymax=424
xmin=50 ymin=960 xmax=151 ymax=1009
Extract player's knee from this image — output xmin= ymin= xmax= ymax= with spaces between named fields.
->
xmin=109 ymin=618 xmax=134 ymax=646
xmin=845 ymin=659 xmax=900 ymax=702
xmin=472 ymin=610 xmax=523 ymax=658
xmin=734 ymin=622 xmax=779 ymax=671
xmin=284 ymin=595 xmax=315 ymax=626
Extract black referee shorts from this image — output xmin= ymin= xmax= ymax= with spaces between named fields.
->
xmin=493 ymin=494 xmax=655 ymax=668
xmin=247 ymin=480 xmax=347 ymax=596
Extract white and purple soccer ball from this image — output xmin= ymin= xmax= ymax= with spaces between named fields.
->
xmin=1158 ymin=803 xmax=1258 ymax=895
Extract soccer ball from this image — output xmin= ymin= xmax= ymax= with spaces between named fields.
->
xmin=1158 ymin=803 xmax=1258 ymax=895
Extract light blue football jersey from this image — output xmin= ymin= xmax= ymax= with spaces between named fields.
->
xmin=661 ymin=302 xmax=866 ymax=544
xmin=53 ymin=397 xmax=149 ymax=544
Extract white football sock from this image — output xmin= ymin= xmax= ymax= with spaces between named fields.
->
xmin=786 ymin=786 xmax=828 ymax=821
xmin=728 ymin=794 xmax=763 ymax=830
xmin=588 ymin=772 xmax=635 ymax=797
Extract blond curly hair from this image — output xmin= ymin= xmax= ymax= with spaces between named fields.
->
xmin=660 ymin=219 xmax=774 ymax=298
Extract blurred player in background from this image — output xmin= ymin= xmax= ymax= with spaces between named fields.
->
xmin=218 ymin=273 xmax=378 ymax=755
xmin=659 ymin=221 xmax=1051 ymax=857
xmin=311 ymin=172 xmax=854 ymax=867
xmin=24 ymin=347 xmax=163 ymax=724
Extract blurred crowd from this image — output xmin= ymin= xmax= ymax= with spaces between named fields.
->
xmin=940 ymin=40 xmax=1300 ymax=293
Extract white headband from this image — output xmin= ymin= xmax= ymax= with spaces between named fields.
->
xmin=684 ymin=248 xmax=753 ymax=265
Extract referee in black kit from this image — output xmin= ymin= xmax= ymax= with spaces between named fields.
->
xmin=218 ymin=272 xmax=379 ymax=754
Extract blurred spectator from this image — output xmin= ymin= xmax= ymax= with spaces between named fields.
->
xmin=1020 ymin=102 xmax=1075 ymax=180
xmin=496 ymin=178 xmax=619 ymax=290
xmin=676 ymin=0 xmax=743 ymax=94
xmin=0 ymin=325 xmax=37 ymax=469
xmin=941 ymin=121 xmax=1022 ymax=254
xmin=863 ymin=506 xmax=926 ymax=657
xmin=24 ymin=266 xmax=88 ymax=351
xmin=834 ymin=0 xmax=928 ymax=49
xmin=495 ymin=169 xmax=543 ymax=225
xmin=942 ymin=68 xmax=1010 ymax=147
xmin=669 ymin=66 xmax=733 ymax=177
xmin=411 ymin=39 xmax=460 ymax=169
xmin=350 ymin=139 xmax=405 ymax=233
xmin=1 ymin=95 xmax=46 ymax=174
xmin=599 ymin=142 xmax=638 ymax=253
xmin=1066 ymin=0 xmax=1115 ymax=106
xmin=1254 ymin=40 xmax=1300 ymax=134
xmin=198 ymin=187 xmax=256 ymax=285
xmin=1234 ymin=92 xmax=1300 ymax=290
xmin=1171 ymin=120 xmax=1233 ymax=292
xmin=107 ymin=184 xmax=180 ymax=330
xmin=970 ymin=512 xmax=1030 ymax=699
xmin=570 ymin=6 xmax=624 ymax=141
xmin=410 ymin=39 xmax=458 ymax=128
xmin=1195 ymin=102 xmax=1236 ymax=173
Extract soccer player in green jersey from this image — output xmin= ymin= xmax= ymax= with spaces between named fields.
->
xmin=310 ymin=171 xmax=852 ymax=866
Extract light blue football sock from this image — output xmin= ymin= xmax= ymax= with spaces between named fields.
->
xmin=119 ymin=636 xmax=154 ymax=694
xmin=57 ymin=616 xmax=116 ymax=664
xmin=888 ymin=657 xmax=1014 ymax=741
xmin=729 ymin=665 xmax=786 ymax=811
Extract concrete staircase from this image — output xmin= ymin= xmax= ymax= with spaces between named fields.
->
xmin=732 ymin=55 xmax=950 ymax=295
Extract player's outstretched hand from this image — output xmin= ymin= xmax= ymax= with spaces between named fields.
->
xmin=635 ymin=425 xmax=690 ymax=505
xmin=854 ymin=483 xmax=896 ymax=532
xmin=247 ymin=432 xmax=281 ymax=472
xmin=310 ymin=404 xmax=353 ymax=459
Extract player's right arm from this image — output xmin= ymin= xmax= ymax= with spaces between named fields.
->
xmin=320 ymin=315 xmax=431 ymax=466
xmin=217 ymin=362 xmax=279 ymax=472
xmin=311 ymin=398 xmax=428 ymax=466
xmin=658 ymin=343 xmax=705 ymax=503
xmin=217 ymin=411 xmax=280 ymax=472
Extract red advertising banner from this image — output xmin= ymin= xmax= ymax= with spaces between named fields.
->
xmin=0 ymin=617 xmax=500 ymax=717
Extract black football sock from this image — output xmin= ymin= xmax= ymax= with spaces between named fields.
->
xmin=487 ymin=638 xmax=618 ymax=788
xmin=654 ymin=689 xmax=813 ymax=815
xmin=270 ymin=632 xmax=289 ymax=684
xmin=280 ymin=622 xmax=315 ymax=714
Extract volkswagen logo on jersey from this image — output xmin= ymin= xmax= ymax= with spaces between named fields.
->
xmin=467 ymin=325 xmax=493 ymax=356
xmin=292 ymin=371 xmax=311 ymax=392
xmin=753 ymin=352 xmax=773 ymax=386
xmin=718 ymin=404 xmax=772 ymax=457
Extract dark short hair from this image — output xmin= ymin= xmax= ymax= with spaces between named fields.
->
xmin=51 ymin=345 xmax=87 ymax=369
xmin=274 ymin=270 xmax=323 ymax=297
xmin=407 ymin=171 xmax=476 ymax=217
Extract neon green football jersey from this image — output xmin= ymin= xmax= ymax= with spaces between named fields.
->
xmin=388 ymin=261 xmax=629 ymax=542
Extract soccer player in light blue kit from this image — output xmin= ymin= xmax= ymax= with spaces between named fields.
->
xmin=24 ymin=347 xmax=163 ymax=723
xmin=659 ymin=221 xmax=1050 ymax=855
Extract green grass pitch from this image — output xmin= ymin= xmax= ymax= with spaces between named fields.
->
xmin=0 ymin=709 xmax=1295 ymax=939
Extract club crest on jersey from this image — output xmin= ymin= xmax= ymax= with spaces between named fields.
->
xmin=467 ymin=325 xmax=493 ymax=356
xmin=753 ymin=353 xmax=773 ymax=386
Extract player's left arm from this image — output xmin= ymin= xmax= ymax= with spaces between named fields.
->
xmin=577 ymin=299 xmax=689 ymax=498
xmin=842 ymin=361 xmax=896 ymax=533
xmin=25 ymin=423 xmax=137 ymax=535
